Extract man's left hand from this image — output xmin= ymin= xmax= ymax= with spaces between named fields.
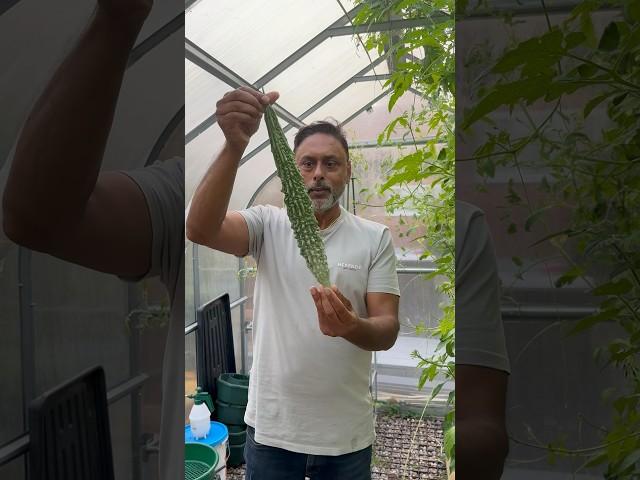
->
xmin=310 ymin=285 xmax=360 ymax=338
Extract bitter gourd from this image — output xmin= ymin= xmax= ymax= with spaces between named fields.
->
xmin=264 ymin=106 xmax=331 ymax=287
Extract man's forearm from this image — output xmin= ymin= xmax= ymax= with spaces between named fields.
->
xmin=343 ymin=314 xmax=399 ymax=351
xmin=3 ymin=8 xmax=144 ymax=236
xmin=186 ymin=142 xmax=244 ymax=244
xmin=456 ymin=418 xmax=508 ymax=479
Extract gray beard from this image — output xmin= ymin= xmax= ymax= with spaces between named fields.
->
xmin=310 ymin=184 xmax=345 ymax=213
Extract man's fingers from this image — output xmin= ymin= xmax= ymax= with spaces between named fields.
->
xmin=262 ymin=91 xmax=279 ymax=105
xmin=325 ymin=288 xmax=351 ymax=318
xmin=216 ymin=100 xmax=262 ymax=119
xmin=237 ymin=86 xmax=280 ymax=108
xmin=218 ymin=112 xmax=259 ymax=126
xmin=331 ymin=285 xmax=352 ymax=310
xmin=218 ymin=88 xmax=263 ymax=111
xmin=320 ymin=290 xmax=336 ymax=316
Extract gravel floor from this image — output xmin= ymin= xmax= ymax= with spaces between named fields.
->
xmin=225 ymin=414 xmax=446 ymax=480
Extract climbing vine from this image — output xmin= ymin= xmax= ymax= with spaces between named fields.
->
xmin=353 ymin=0 xmax=456 ymax=474
xmin=461 ymin=1 xmax=640 ymax=477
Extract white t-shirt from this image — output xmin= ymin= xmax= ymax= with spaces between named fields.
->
xmin=122 ymin=157 xmax=185 ymax=480
xmin=456 ymin=201 xmax=510 ymax=373
xmin=238 ymin=205 xmax=400 ymax=455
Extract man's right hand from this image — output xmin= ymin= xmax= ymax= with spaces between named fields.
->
xmin=216 ymin=87 xmax=279 ymax=153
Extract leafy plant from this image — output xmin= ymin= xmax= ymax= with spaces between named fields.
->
xmin=353 ymin=0 xmax=456 ymax=474
xmin=461 ymin=1 xmax=640 ymax=477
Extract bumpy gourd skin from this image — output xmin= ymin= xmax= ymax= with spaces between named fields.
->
xmin=264 ymin=106 xmax=331 ymax=287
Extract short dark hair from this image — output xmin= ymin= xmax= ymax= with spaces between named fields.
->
xmin=293 ymin=120 xmax=350 ymax=161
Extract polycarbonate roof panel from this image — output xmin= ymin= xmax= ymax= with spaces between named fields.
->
xmin=228 ymin=129 xmax=297 ymax=211
xmin=186 ymin=0 xmax=357 ymax=84
xmin=304 ymin=80 xmax=388 ymax=126
xmin=185 ymin=113 xmax=273 ymax=202
xmin=264 ymin=36 xmax=381 ymax=117
xmin=185 ymin=59 xmax=230 ymax=133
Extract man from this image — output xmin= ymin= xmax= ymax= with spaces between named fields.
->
xmin=455 ymin=201 xmax=511 ymax=479
xmin=186 ymin=86 xmax=401 ymax=479
xmin=2 ymin=2 xmax=184 ymax=479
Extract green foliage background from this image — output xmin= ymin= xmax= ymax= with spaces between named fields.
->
xmin=461 ymin=1 xmax=640 ymax=477
xmin=353 ymin=0 xmax=456 ymax=472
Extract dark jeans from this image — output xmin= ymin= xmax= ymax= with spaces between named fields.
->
xmin=244 ymin=426 xmax=372 ymax=480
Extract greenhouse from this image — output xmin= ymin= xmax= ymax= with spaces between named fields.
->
xmin=2 ymin=0 xmax=634 ymax=479
xmin=184 ymin=1 xmax=451 ymax=478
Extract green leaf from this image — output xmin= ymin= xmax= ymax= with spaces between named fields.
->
xmin=612 ymin=92 xmax=628 ymax=106
xmin=462 ymin=76 xmax=553 ymax=129
xmin=430 ymin=382 xmax=444 ymax=401
xmin=579 ymin=11 xmax=598 ymax=47
xmin=555 ymin=265 xmax=585 ymax=288
xmin=492 ymin=30 xmax=564 ymax=74
xmin=565 ymin=31 xmax=586 ymax=49
xmin=577 ymin=63 xmax=598 ymax=78
xmin=567 ymin=308 xmax=621 ymax=336
xmin=624 ymin=1 xmax=640 ymax=22
xmin=618 ymin=450 xmax=640 ymax=474
xmin=584 ymin=92 xmax=611 ymax=118
xmin=443 ymin=425 xmax=455 ymax=463
xmin=584 ymin=452 xmax=609 ymax=468
xmin=524 ymin=206 xmax=552 ymax=232
xmin=598 ymin=22 xmax=620 ymax=51
xmin=592 ymin=278 xmax=633 ymax=296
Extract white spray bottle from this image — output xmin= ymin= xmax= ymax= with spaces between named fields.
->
xmin=187 ymin=387 xmax=214 ymax=439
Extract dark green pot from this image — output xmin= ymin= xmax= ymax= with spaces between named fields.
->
xmin=216 ymin=374 xmax=249 ymax=406
xmin=214 ymin=399 xmax=246 ymax=425
xmin=227 ymin=442 xmax=245 ymax=467
xmin=228 ymin=428 xmax=246 ymax=445
xmin=227 ymin=424 xmax=245 ymax=434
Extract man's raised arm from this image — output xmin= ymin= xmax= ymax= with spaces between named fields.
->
xmin=185 ymin=87 xmax=278 ymax=257
xmin=3 ymin=2 xmax=154 ymax=277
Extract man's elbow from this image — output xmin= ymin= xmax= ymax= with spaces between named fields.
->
xmin=3 ymin=200 xmax=37 ymax=248
xmin=381 ymin=317 xmax=400 ymax=351
xmin=185 ymin=220 xmax=209 ymax=246
xmin=3 ymin=197 xmax=60 ymax=252
xmin=3 ymin=213 xmax=49 ymax=251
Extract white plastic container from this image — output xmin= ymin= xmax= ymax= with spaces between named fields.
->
xmin=209 ymin=422 xmax=229 ymax=480
xmin=189 ymin=402 xmax=211 ymax=439
xmin=187 ymin=387 xmax=215 ymax=440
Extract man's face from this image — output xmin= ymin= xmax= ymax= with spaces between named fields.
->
xmin=295 ymin=133 xmax=351 ymax=213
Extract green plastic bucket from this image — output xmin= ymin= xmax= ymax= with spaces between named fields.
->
xmin=228 ymin=442 xmax=245 ymax=467
xmin=216 ymin=374 xmax=249 ymax=406
xmin=228 ymin=428 xmax=246 ymax=445
xmin=185 ymin=442 xmax=218 ymax=480
xmin=215 ymin=399 xmax=246 ymax=425
xmin=227 ymin=424 xmax=245 ymax=434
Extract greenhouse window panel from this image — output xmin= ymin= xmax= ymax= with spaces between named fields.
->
xmin=186 ymin=0 xmax=358 ymax=84
xmin=238 ymin=86 xmax=392 ymax=168
xmin=249 ymin=4 xmax=362 ymax=88
xmin=185 ymin=39 xmax=305 ymax=143
xmin=185 ymin=59 xmax=231 ymax=133
xmin=263 ymin=36 xmax=384 ymax=117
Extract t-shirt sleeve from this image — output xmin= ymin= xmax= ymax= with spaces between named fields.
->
xmin=118 ymin=157 xmax=184 ymax=296
xmin=236 ymin=205 xmax=269 ymax=263
xmin=367 ymin=228 xmax=400 ymax=296
xmin=456 ymin=208 xmax=510 ymax=373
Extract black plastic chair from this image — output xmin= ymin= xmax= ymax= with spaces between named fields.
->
xmin=196 ymin=293 xmax=237 ymax=400
xmin=29 ymin=366 xmax=114 ymax=480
